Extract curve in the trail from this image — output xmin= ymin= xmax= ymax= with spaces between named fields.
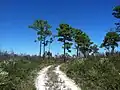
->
xmin=35 ymin=65 xmax=81 ymax=90
xmin=55 ymin=65 xmax=81 ymax=90
xmin=35 ymin=66 xmax=51 ymax=90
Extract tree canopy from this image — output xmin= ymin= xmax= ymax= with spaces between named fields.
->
xmin=113 ymin=6 xmax=120 ymax=19
xmin=29 ymin=19 xmax=52 ymax=58
xmin=113 ymin=6 xmax=120 ymax=32
xmin=100 ymin=31 xmax=120 ymax=54
xmin=72 ymin=28 xmax=93 ymax=57
xmin=56 ymin=24 xmax=73 ymax=61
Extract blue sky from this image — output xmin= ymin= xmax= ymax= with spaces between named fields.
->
xmin=0 ymin=0 xmax=119 ymax=55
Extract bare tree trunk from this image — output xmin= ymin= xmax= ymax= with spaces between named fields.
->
xmin=43 ymin=37 xmax=46 ymax=59
xmin=48 ymin=42 xmax=51 ymax=59
xmin=111 ymin=46 xmax=115 ymax=55
xmin=84 ymin=53 xmax=86 ymax=58
xmin=49 ymin=42 xmax=51 ymax=52
xmin=39 ymin=41 xmax=42 ymax=57
xmin=77 ymin=46 xmax=79 ymax=57
xmin=64 ymin=39 xmax=66 ymax=62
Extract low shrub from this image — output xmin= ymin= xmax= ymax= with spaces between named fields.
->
xmin=0 ymin=58 xmax=54 ymax=90
xmin=61 ymin=56 xmax=120 ymax=90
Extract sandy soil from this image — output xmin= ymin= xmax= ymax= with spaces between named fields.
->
xmin=35 ymin=66 xmax=51 ymax=90
xmin=55 ymin=65 xmax=81 ymax=90
xmin=35 ymin=65 xmax=81 ymax=90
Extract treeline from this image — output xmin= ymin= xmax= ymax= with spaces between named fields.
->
xmin=29 ymin=5 xmax=120 ymax=61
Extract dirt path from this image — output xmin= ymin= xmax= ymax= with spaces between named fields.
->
xmin=35 ymin=66 xmax=51 ymax=90
xmin=55 ymin=65 xmax=81 ymax=90
xmin=35 ymin=65 xmax=81 ymax=90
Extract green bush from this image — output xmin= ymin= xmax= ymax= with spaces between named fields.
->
xmin=0 ymin=58 xmax=53 ymax=90
xmin=61 ymin=56 xmax=120 ymax=90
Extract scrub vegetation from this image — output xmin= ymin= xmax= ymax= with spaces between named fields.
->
xmin=0 ymin=5 xmax=120 ymax=90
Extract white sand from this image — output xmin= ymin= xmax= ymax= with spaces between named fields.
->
xmin=35 ymin=66 xmax=51 ymax=90
xmin=35 ymin=65 xmax=81 ymax=90
xmin=55 ymin=65 xmax=81 ymax=90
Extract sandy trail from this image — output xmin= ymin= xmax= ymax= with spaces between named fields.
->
xmin=35 ymin=66 xmax=51 ymax=90
xmin=55 ymin=65 xmax=81 ymax=90
xmin=35 ymin=65 xmax=81 ymax=90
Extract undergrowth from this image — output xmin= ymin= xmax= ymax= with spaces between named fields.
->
xmin=0 ymin=51 xmax=55 ymax=90
xmin=61 ymin=56 xmax=120 ymax=90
